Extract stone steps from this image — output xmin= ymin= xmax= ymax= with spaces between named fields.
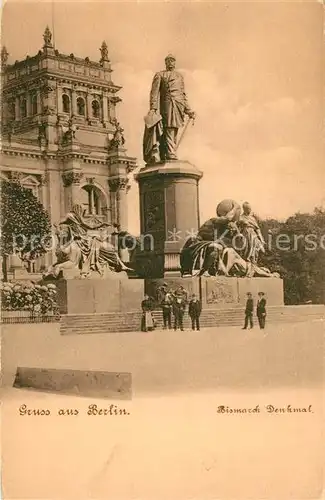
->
xmin=60 ymin=306 xmax=324 ymax=335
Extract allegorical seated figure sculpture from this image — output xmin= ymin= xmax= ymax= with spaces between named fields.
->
xmin=180 ymin=199 xmax=279 ymax=278
xmin=181 ymin=199 xmax=242 ymax=277
xmin=44 ymin=204 xmax=131 ymax=279
xmin=238 ymin=201 xmax=266 ymax=264
xmin=143 ymin=54 xmax=196 ymax=164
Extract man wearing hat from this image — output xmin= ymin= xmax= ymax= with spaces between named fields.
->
xmin=172 ymin=293 xmax=186 ymax=331
xmin=161 ymin=288 xmax=173 ymax=330
xmin=188 ymin=294 xmax=202 ymax=331
xmin=143 ymin=54 xmax=195 ymax=163
xmin=256 ymin=292 xmax=267 ymax=329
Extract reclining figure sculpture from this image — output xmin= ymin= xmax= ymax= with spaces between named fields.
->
xmin=44 ymin=204 xmax=131 ymax=279
xmin=180 ymin=199 xmax=279 ymax=278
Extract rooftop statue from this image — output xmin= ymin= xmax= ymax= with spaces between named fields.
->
xmin=43 ymin=26 xmax=52 ymax=47
xmin=1 ymin=46 xmax=9 ymax=66
xmin=143 ymin=54 xmax=195 ymax=164
xmin=99 ymin=41 xmax=109 ymax=62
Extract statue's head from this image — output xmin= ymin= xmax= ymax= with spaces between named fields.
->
xmin=216 ymin=199 xmax=241 ymax=221
xmin=242 ymin=201 xmax=251 ymax=215
xmin=165 ymin=54 xmax=176 ymax=71
xmin=72 ymin=204 xmax=83 ymax=217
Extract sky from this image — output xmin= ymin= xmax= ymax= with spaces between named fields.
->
xmin=2 ymin=0 xmax=324 ymax=234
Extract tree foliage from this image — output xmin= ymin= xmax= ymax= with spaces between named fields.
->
xmin=0 ymin=179 xmax=51 ymax=260
xmin=259 ymin=208 xmax=325 ymax=305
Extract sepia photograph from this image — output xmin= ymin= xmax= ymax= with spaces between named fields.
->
xmin=1 ymin=0 xmax=324 ymax=498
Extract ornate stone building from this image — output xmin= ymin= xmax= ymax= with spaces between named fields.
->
xmin=0 ymin=27 xmax=136 ymax=271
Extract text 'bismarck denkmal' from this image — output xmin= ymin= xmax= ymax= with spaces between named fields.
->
xmin=217 ymin=405 xmax=313 ymax=414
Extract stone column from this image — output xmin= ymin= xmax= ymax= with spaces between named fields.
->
xmin=108 ymin=191 xmax=117 ymax=224
xmin=57 ymin=86 xmax=63 ymax=114
xmin=38 ymin=172 xmax=52 ymax=270
xmin=102 ymin=92 xmax=109 ymax=123
xmin=86 ymin=91 xmax=93 ymax=120
xmin=26 ymin=92 xmax=32 ymax=117
xmin=108 ymin=178 xmax=129 ymax=229
xmin=62 ymin=171 xmax=83 ymax=212
xmin=107 ymin=96 xmax=115 ymax=121
xmin=108 ymin=178 xmax=118 ymax=225
xmin=36 ymin=90 xmax=42 ymax=115
xmin=71 ymin=89 xmax=77 ymax=116
xmin=15 ymin=95 xmax=20 ymax=121
xmin=116 ymin=178 xmax=128 ymax=229
xmin=2 ymin=100 xmax=8 ymax=126
xmin=89 ymin=187 xmax=96 ymax=214
xmin=41 ymin=160 xmax=60 ymax=265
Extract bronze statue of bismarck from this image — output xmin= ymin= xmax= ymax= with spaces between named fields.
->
xmin=143 ymin=54 xmax=195 ymax=164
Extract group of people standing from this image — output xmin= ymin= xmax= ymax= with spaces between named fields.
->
xmin=141 ymin=284 xmax=202 ymax=332
xmin=141 ymin=285 xmax=267 ymax=332
xmin=243 ymin=292 xmax=267 ymax=330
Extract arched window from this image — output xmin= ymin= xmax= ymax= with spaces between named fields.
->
xmin=80 ymin=185 xmax=106 ymax=216
xmin=20 ymin=97 xmax=27 ymax=118
xmin=21 ymin=176 xmax=40 ymax=199
xmin=77 ymin=97 xmax=85 ymax=116
xmin=92 ymin=100 xmax=100 ymax=118
xmin=31 ymin=94 xmax=38 ymax=115
xmin=62 ymin=94 xmax=70 ymax=113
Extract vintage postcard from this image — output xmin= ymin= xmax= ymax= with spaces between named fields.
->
xmin=1 ymin=0 xmax=324 ymax=498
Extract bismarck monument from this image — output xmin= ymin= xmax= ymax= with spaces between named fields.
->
xmin=134 ymin=54 xmax=203 ymax=277
xmin=135 ymin=54 xmax=284 ymax=306
xmin=43 ymin=51 xmax=284 ymax=314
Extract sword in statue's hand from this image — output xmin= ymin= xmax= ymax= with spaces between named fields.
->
xmin=176 ymin=112 xmax=196 ymax=150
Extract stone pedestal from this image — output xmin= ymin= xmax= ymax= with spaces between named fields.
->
xmin=145 ymin=276 xmax=201 ymax=301
xmin=52 ymin=277 xmax=145 ymax=315
xmin=146 ymin=276 xmax=284 ymax=307
xmin=201 ymin=276 xmax=284 ymax=307
xmin=9 ymin=254 xmax=29 ymax=280
xmin=135 ymin=160 xmax=203 ymax=277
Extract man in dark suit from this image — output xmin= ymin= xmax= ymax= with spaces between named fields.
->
xmin=257 ymin=292 xmax=267 ymax=329
xmin=172 ymin=295 xmax=186 ymax=331
xmin=188 ymin=294 xmax=202 ymax=331
xmin=161 ymin=290 xmax=173 ymax=330
xmin=242 ymin=292 xmax=254 ymax=329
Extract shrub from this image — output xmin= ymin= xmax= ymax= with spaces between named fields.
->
xmin=1 ymin=281 xmax=58 ymax=315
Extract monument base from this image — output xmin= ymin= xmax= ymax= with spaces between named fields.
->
xmin=146 ymin=276 xmax=284 ymax=307
xmin=145 ymin=276 xmax=201 ymax=300
xmin=201 ymin=276 xmax=284 ymax=307
xmin=51 ymin=278 xmax=145 ymax=315
xmin=135 ymin=160 xmax=203 ymax=277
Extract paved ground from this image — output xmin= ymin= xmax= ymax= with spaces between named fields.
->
xmin=1 ymin=320 xmax=324 ymax=499
xmin=2 ymin=320 xmax=324 ymax=393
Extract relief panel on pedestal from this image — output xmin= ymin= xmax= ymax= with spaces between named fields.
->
xmin=143 ymin=189 xmax=165 ymax=251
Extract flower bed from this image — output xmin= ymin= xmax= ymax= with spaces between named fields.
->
xmin=1 ymin=281 xmax=59 ymax=316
